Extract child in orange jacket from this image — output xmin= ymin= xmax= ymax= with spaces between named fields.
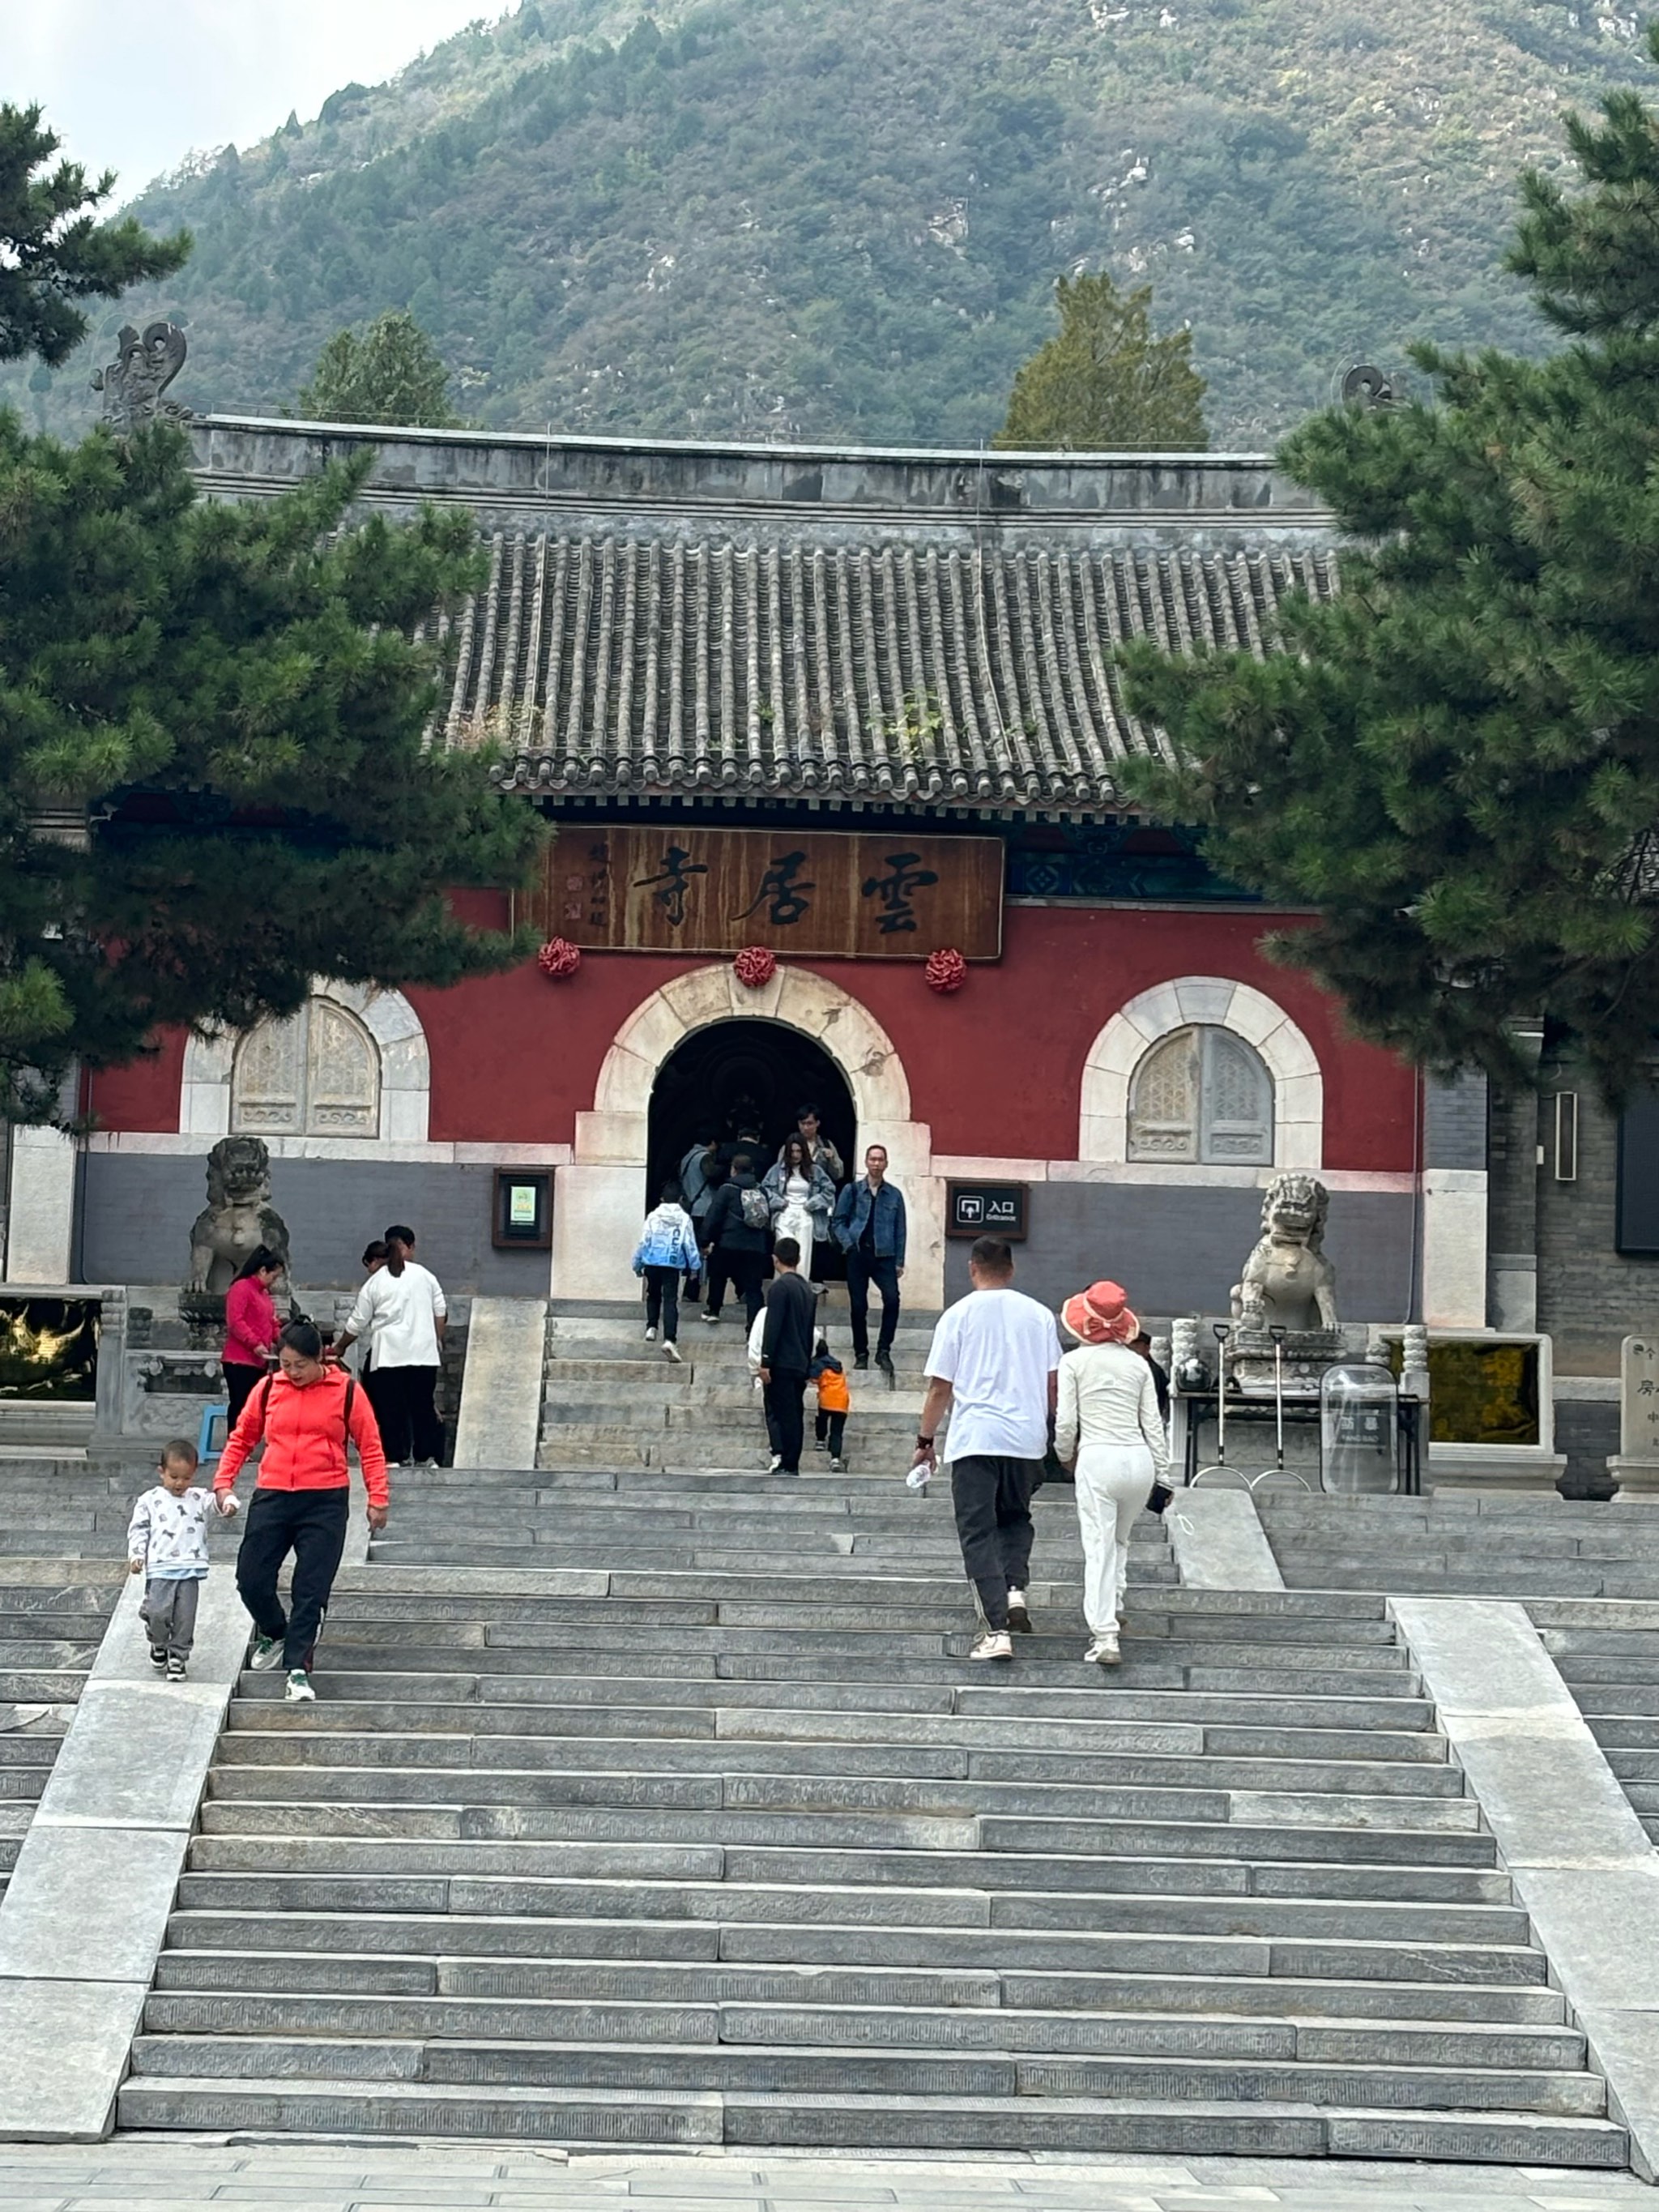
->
xmin=811 ymin=1337 xmax=851 ymax=1471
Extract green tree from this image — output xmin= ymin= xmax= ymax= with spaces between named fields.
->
xmin=0 ymin=103 xmax=191 ymax=365
xmin=297 ymin=310 xmax=460 ymax=427
xmin=0 ymin=420 xmax=539 ymax=1121
xmin=1120 ymin=29 xmax=1659 ymax=1106
xmin=995 ymin=272 xmax=1208 ymax=452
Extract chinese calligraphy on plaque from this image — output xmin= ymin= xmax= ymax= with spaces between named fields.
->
xmin=1622 ymin=1336 xmax=1659 ymax=1462
xmin=528 ymin=827 xmax=1002 ymax=959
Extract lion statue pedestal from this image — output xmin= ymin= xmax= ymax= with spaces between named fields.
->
xmin=1227 ymin=1172 xmax=1341 ymax=1394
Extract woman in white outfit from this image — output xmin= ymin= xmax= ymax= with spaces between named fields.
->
xmin=1055 ymin=1279 xmax=1168 ymax=1668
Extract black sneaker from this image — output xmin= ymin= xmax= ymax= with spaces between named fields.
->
xmin=854 ymin=1353 xmax=869 ymax=1371
xmin=147 ymin=1645 xmax=168 ymax=1672
xmin=876 ymin=1351 xmax=896 ymax=1386
xmin=166 ymin=1654 xmax=188 ymax=1680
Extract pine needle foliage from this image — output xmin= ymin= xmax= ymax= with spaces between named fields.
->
xmin=0 ymin=421 xmax=540 ymax=1123
xmin=297 ymin=310 xmax=460 ymax=428
xmin=996 ymin=272 xmax=1207 ymax=452
xmin=0 ymin=104 xmax=190 ymax=367
xmin=1120 ymin=30 xmax=1659 ymax=1108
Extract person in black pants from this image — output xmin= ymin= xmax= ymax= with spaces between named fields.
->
xmin=700 ymin=1153 xmax=771 ymax=1327
xmin=759 ymin=1235 xmax=818 ymax=1475
xmin=833 ymin=1146 xmax=907 ymax=1377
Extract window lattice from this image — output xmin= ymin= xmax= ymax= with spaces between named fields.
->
xmin=1128 ymin=1023 xmax=1273 ymax=1165
xmin=232 ymin=997 xmax=379 ymax=1138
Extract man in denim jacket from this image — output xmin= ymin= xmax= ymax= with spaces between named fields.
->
xmin=833 ymin=1144 xmax=907 ymax=1378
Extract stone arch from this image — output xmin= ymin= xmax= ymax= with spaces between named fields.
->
xmin=180 ymin=980 xmax=432 ymax=1144
xmin=586 ymin=963 xmax=912 ymax=1138
xmin=1080 ymin=976 xmax=1323 ymax=1172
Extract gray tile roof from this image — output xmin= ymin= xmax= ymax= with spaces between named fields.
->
xmin=437 ymin=532 xmax=1338 ymax=815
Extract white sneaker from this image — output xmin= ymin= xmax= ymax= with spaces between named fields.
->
xmin=969 ymin=1630 xmax=1013 ymax=1662
xmin=768 ymin=1454 xmax=783 ymax=1473
xmin=662 ymin=1340 xmax=683 ymax=1363
xmin=284 ymin=1668 xmax=316 ymax=1702
xmin=644 ymin=1326 xmax=657 ymax=1342
xmin=702 ymin=1311 xmax=720 ymax=1326
xmin=1085 ymin=1634 xmax=1121 ymax=1667
xmin=830 ymin=1456 xmax=847 ymax=1472
xmin=1006 ymin=1589 xmax=1031 ymax=1633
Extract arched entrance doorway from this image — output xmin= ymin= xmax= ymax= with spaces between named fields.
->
xmin=648 ymin=1018 xmax=856 ymax=1210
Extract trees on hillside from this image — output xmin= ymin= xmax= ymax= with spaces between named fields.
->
xmin=0 ymin=116 xmax=535 ymax=1125
xmin=0 ymin=104 xmax=190 ymax=365
xmin=297 ymin=310 xmax=460 ymax=428
xmin=995 ymin=272 xmax=1208 ymax=452
xmin=1120 ymin=28 xmax=1659 ymax=1104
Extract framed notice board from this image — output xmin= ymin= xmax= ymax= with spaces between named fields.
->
xmin=493 ymin=1169 xmax=552 ymax=1250
xmin=946 ymin=1182 xmax=1029 ymax=1241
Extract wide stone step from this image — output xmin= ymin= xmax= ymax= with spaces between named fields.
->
xmin=122 ymin=2030 xmax=1606 ymax=2114
xmin=110 ymin=2076 xmax=1630 ymax=2160
xmin=147 ymin=1947 xmax=1572 ymax=2023
xmin=139 ymin=1989 xmax=1587 ymax=2069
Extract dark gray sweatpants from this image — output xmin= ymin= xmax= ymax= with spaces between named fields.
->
xmin=949 ymin=1454 xmax=1041 ymax=1632
xmin=141 ymin=1575 xmax=202 ymax=1656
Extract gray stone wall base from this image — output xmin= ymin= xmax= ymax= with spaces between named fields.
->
xmin=1392 ymin=1595 xmax=1659 ymax=2182
xmin=0 ymin=1558 xmax=248 ymax=2139
xmin=453 ymin=1297 xmax=547 ymax=1471
xmin=1166 ymin=1488 xmax=1285 ymax=1590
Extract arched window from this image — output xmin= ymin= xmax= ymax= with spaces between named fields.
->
xmin=1128 ymin=1025 xmax=1273 ymax=1165
xmin=231 ymin=997 xmax=380 ymax=1138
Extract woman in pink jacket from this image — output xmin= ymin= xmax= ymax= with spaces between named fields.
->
xmin=222 ymin=1245 xmax=283 ymax=1429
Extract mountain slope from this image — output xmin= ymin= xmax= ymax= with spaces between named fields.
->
xmin=18 ymin=0 xmax=1659 ymax=448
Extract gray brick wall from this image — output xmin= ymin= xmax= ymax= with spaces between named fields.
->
xmin=1537 ymin=1071 xmax=1659 ymax=1372
xmin=944 ymin=1181 xmax=1417 ymax=1323
xmin=80 ymin=1154 xmax=550 ymax=1297
xmin=1425 ymin=1070 xmax=1487 ymax=1170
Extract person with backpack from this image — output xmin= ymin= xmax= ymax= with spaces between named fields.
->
xmin=632 ymin=1179 xmax=701 ymax=1361
xmin=700 ymin=1151 xmax=771 ymax=1326
xmin=212 ymin=1319 xmax=389 ymax=1703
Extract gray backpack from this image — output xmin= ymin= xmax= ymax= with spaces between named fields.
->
xmin=739 ymin=1185 xmax=771 ymax=1232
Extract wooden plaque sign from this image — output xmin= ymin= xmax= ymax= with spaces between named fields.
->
xmin=531 ymin=827 xmax=1003 ymax=960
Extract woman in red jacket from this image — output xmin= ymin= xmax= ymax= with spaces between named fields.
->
xmin=221 ymin=1245 xmax=283 ymax=1430
xmin=214 ymin=1320 xmax=390 ymax=1702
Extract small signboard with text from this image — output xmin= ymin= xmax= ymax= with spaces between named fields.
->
xmin=946 ymin=1182 xmax=1029 ymax=1242
xmin=493 ymin=1169 xmax=552 ymax=1250
xmin=527 ymin=826 xmax=1003 ymax=961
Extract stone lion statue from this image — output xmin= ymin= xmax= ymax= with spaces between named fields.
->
xmin=1230 ymin=1172 xmax=1337 ymax=1335
xmin=188 ymin=1137 xmax=291 ymax=1294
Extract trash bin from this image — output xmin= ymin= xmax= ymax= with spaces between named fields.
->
xmin=1320 ymin=1362 xmax=1399 ymax=1495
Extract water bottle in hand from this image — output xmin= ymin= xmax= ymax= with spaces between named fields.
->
xmin=906 ymin=1463 xmax=931 ymax=1492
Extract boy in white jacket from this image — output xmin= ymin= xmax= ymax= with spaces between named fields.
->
xmin=127 ymin=1438 xmax=224 ymax=1679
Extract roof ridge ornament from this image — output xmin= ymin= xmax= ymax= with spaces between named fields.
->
xmin=92 ymin=319 xmax=193 ymax=435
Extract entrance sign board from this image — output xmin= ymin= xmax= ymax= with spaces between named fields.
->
xmin=946 ymin=1182 xmax=1029 ymax=1241
xmin=529 ymin=827 xmax=1003 ymax=960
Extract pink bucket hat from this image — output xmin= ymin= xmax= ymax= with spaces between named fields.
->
xmin=1060 ymin=1279 xmax=1139 ymax=1347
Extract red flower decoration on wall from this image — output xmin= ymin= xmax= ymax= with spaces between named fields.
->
xmin=733 ymin=946 xmax=778 ymax=989
xmin=924 ymin=946 xmax=968 ymax=994
xmin=537 ymin=937 xmax=582 ymax=980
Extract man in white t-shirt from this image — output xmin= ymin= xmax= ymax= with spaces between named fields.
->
xmin=911 ymin=1236 xmax=1060 ymax=1662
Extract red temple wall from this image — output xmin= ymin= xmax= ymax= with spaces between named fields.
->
xmin=85 ymin=904 xmax=1417 ymax=1172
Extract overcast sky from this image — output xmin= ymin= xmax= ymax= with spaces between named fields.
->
xmin=2 ymin=0 xmax=499 ymax=204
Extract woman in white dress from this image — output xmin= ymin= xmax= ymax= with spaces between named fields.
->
xmin=1055 ymin=1279 xmax=1169 ymax=1669
xmin=761 ymin=1136 xmax=834 ymax=1279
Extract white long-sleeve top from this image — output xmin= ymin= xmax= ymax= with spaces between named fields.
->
xmin=345 ymin=1260 xmax=446 ymax=1369
xmin=1054 ymin=1342 xmax=1169 ymax=1477
xmin=126 ymin=1484 xmax=214 ymax=1579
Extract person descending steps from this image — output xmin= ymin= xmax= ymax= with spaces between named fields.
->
xmin=911 ymin=1235 xmax=1061 ymax=1660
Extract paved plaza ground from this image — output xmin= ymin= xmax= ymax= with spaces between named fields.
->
xmin=0 ymin=2145 xmax=1651 ymax=2212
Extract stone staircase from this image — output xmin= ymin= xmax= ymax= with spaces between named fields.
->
xmin=539 ymin=1309 xmax=936 ymax=1472
xmin=1530 ymin=1599 xmax=1659 ymax=1845
xmin=0 ymin=1462 xmax=139 ymax=1902
xmin=117 ymin=1406 xmax=1624 ymax=2159
xmin=1260 ymin=1493 xmax=1659 ymax=1598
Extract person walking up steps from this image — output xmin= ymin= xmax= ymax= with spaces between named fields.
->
xmin=335 ymin=1225 xmax=446 ymax=1468
xmin=215 ymin=1320 xmax=389 ymax=1702
xmin=911 ymin=1236 xmax=1060 ymax=1662
xmin=812 ymin=1336 xmax=851 ymax=1471
xmin=758 ymin=1235 xmax=817 ymax=1476
xmin=833 ymin=1144 xmax=906 ymax=1378
xmin=1056 ymin=1280 xmax=1169 ymax=1667
xmin=127 ymin=1438 xmax=219 ymax=1680
xmin=701 ymin=1152 xmax=771 ymax=1327
xmin=633 ymin=1180 xmax=700 ymax=1361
